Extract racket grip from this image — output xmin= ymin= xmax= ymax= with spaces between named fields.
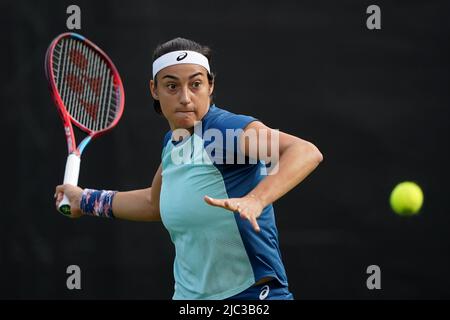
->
xmin=58 ymin=154 xmax=81 ymax=216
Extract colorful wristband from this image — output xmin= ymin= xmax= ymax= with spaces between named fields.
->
xmin=80 ymin=189 xmax=117 ymax=218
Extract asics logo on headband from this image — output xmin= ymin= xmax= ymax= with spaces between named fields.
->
xmin=176 ymin=52 xmax=188 ymax=61
xmin=152 ymin=50 xmax=211 ymax=79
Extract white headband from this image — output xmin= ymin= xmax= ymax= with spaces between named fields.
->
xmin=152 ymin=50 xmax=210 ymax=79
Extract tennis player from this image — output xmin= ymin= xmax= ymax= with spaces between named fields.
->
xmin=55 ymin=37 xmax=323 ymax=300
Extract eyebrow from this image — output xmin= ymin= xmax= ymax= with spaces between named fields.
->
xmin=161 ymin=72 xmax=204 ymax=81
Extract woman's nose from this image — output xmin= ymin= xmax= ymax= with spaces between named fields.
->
xmin=179 ymin=86 xmax=191 ymax=105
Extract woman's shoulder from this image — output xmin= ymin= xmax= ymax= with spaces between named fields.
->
xmin=204 ymin=104 xmax=257 ymax=131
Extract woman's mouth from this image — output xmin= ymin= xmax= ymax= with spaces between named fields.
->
xmin=176 ymin=111 xmax=195 ymax=115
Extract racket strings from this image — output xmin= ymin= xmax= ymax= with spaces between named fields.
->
xmin=52 ymin=38 xmax=120 ymax=132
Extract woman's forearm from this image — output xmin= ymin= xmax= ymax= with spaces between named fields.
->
xmin=249 ymin=140 xmax=323 ymax=208
xmin=112 ymin=188 xmax=161 ymax=222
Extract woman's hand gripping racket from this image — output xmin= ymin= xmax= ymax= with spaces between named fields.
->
xmin=45 ymin=33 xmax=124 ymax=216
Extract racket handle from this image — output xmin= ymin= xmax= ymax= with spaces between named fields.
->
xmin=58 ymin=153 xmax=81 ymax=216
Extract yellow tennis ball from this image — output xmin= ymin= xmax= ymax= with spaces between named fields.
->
xmin=389 ymin=181 xmax=424 ymax=216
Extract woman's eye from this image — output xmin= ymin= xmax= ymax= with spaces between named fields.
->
xmin=192 ymin=81 xmax=201 ymax=88
xmin=167 ymin=84 xmax=176 ymax=90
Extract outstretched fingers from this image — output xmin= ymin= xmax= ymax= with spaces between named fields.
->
xmin=239 ymin=207 xmax=260 ymax=233
xmin=204 ymin=196 xmax=260 ymax=232
xmin=205 ymin=196 xmax=239 ymax=211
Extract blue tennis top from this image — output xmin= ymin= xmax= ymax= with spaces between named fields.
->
xmin=159 ymin=104 xmax=288 ymax=300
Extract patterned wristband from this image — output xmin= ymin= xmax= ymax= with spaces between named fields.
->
xmin=80 ymin=189 xmax=118 ymax=218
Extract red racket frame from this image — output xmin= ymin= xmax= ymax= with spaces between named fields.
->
xmin=45 ymin=32 xmax=125 ymax=156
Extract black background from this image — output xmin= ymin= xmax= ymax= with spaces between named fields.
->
xmin=2 ymin=0 xmax=450 ymax=299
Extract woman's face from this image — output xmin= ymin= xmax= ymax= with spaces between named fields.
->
xmin=150 ymin=64 xmax=214 ymax=133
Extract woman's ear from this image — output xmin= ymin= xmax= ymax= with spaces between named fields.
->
xmin=209 ymin=80 xmax=214 ymax=96
xmin=150 ymin=79 xmax=159 ymax=100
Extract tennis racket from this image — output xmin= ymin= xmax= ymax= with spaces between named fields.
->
xmin=45 ymin=32 xmax=125 ymax=216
